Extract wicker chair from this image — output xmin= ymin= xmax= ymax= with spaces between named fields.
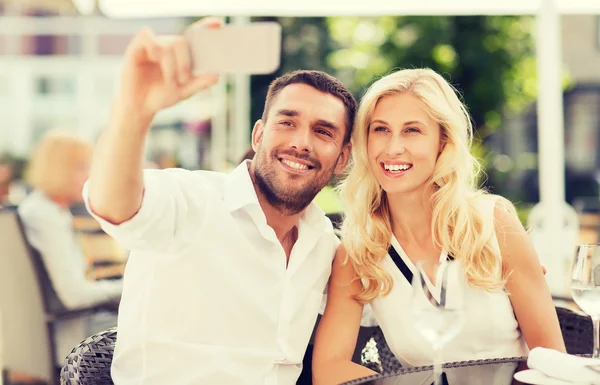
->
xmin=325 ymin=212 xmax=343 ymax=230
xmin=556 ymin=306 xmax=593 ymax=354
xmin=360 ymin=306 xmax=594 ymax=375
xmin=61 ymin=328 xmax=117 ymax=385
xmin=360 ymin=327 xmax=402 ymax=374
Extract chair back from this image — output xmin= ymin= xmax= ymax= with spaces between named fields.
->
xmin=360 ymin=327 xmax=402 ymax=374
xmin=557 ymin=306 xmax=593 ymax=354
xmin=9 ymin=206 xmax=70 ymax=317
xmin=325 ymin=212 xmax=343 ymax=230
xmin=0 ymin=208 xmax=52 ymax=382
xmin=61 ymin=328 xmax=116 ymax=385
xmin=26 ymin=239 xmax=70 ymax=317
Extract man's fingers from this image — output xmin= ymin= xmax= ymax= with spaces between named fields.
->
xmin=135 ymin=28 xmax=161 ymax=62
xmin=158 ymin=44 xmax=178 ymax=89
xmin=124 ymin=22 xmax=220 ymax=108
xmin=194 ymin=16 xmax=224 ymax=29
xmin=180 ymin=74 xmax=220 ymax=99
xmin=172 ymin=37 xmax=192 ymax=85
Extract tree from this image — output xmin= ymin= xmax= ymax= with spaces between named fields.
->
xmin=251 ymin=16 xmax=537 ymax=135
xmin=326 ymin=16 xmax=537 ymax=139
xmin=250 ymin=17 xmax=336 ymax=124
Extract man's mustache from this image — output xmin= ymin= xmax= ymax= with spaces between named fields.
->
xmin=275 ymin=150 xmax=321 ymax=169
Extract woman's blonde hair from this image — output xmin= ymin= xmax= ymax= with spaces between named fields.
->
xmin=340 ymin=68 xmax=512 ymax=303
xmin=28 ymin=130 xmax=93 ymax=198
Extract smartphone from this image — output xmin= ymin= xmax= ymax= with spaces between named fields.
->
xmin=184 ymin=22 xmax=282 ymax=75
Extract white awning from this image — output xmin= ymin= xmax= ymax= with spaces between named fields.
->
xmin=98 ymin=0 xmax=600 ymax=18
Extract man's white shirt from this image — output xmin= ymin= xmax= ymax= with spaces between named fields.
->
xmin=83 ymin=161 xmax=339 ymax=385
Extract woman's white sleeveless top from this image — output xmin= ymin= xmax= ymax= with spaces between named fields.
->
xmin=368 ymin=198 xmax=528 ymax=367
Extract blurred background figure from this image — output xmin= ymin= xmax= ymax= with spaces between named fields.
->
xmin=17 ymin=130 xmax=122 ymax=370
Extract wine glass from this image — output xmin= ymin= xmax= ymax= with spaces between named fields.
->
xmin=410 ymin=259 xmax=465 ymax=385
xmin=571 ymin=243 xmax=600 ymax=358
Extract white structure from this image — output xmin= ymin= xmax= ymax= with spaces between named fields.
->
xmin=529 ymin=0 xmax=573 ymax=297
xmin=0 ymin=11 xmax=242 ymax=171
xmin=97 ymin=0 xmax=600 ymax=17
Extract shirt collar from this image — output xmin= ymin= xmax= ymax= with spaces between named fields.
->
xmin=224 ymin=160 xmax=261 ymax=213
xmin=224 ymin=160 xmax=326 ymax=228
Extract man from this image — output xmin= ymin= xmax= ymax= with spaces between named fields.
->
xmin=84 ymin=17 xmax=355 ymax=385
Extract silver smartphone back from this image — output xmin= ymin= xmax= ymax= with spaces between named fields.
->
xmin=185 ymin=22 xmax=282 ymax=75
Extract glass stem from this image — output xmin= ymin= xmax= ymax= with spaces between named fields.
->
xmin=433 ymin=344 xmax=443 ymax=385
xmin=593 ymin=316 xmax=600 ymax=359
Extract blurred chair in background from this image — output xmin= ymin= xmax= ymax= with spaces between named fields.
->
xmin=0 ymin=207 xmax=52 ymax=384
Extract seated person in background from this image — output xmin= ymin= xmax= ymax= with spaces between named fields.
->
xmin=18 ymin=130 xmax=122 ymax=365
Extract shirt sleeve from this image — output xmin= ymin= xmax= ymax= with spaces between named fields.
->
xmin=83 ymin=168 xmax=209 ymax=254
xmin=18 ymin=204 xmax=123 ymax=310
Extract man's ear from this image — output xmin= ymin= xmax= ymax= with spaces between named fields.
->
xmin=251 ymin=120 xmax=264 ymax=152
xmin=334 ymin=142 xmax=352 ymax=175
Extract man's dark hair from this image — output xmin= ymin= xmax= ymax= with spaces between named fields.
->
xmin=261 ymin=70 xmax=356 ymax=144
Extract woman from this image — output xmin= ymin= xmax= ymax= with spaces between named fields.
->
xmin=18 ymin=131 xmax=122 ymax=366
xmin=312 ymin=68 xmax=565 ymax=384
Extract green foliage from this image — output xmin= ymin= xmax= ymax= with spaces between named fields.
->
xmin=249 ymin=17 xmax=335 ymax=125
xmin=250 ymin=16 xmax=538 ymax=140
xmin=326 ymin=16 xmax=537 ymax=132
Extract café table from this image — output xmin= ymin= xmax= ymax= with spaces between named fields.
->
xmin=341 ymin=356 xmax=535 ymax=385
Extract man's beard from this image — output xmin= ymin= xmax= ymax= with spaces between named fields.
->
xmin=253 ymin=148 xmax=336 ymax=216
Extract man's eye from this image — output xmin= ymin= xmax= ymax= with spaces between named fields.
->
xmin=316 ymin=129 xmax=333 ymax=137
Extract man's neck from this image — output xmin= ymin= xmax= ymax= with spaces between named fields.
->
xmin=258 ymin=193 xmax=303 ymax=244
xmin=255 ymin=190 xmax=303 ymax=266
xmin=247 ymin=162 xmax=304 ymax=251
